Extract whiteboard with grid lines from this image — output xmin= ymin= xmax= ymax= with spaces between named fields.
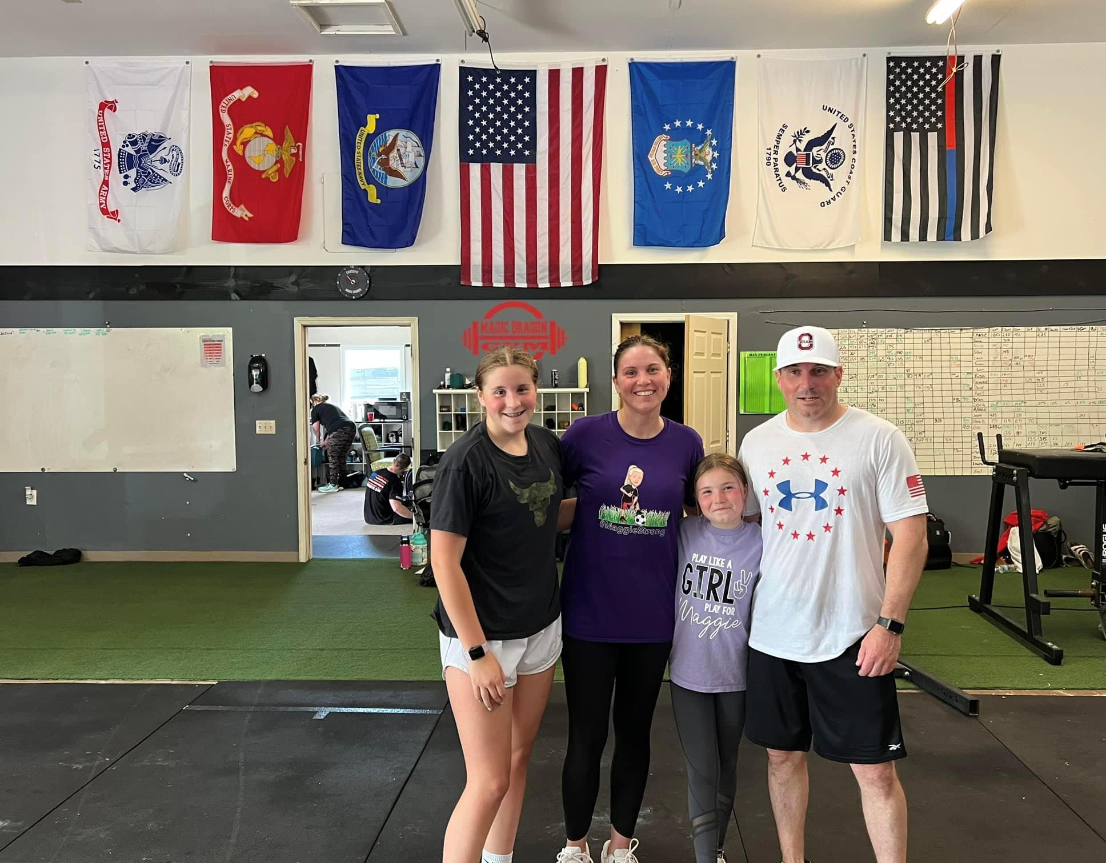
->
xmin=829 ymin=327 xmax=1106 ymax=476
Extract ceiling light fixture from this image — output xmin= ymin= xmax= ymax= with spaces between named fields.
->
xmin=452 ymin=0 xmax=483 ymax=36
xmin=926 ymin=0 xmax=967 ymax=26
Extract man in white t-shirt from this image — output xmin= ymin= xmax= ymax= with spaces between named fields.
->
xmin=738 ymin=326 xmax=928 ymax=863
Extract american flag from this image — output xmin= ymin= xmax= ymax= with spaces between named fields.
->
xmin=459 ymin=63 xmax=607 ymax=288
xmin=884 ymin=54 xmax=1001 ymax=242
xmin=906 ymin=474 xmax=926 ymax=498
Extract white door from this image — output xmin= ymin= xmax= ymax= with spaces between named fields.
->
xmin=684 ymin=314 xmax=730 ymax=452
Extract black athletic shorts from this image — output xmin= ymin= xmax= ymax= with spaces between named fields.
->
xmin=744 ymin=639 xmax=906 ymax=764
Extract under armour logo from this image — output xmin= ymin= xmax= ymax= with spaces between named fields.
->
xmin=776 ymin=479 xmax=829 ymax=512
xmin=888 ymin=743 xmax=902 ymax=751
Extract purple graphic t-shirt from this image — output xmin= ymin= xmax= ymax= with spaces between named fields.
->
xmin=561 ymin=412 xmax=704 ymax=642
xmin=670 ymin=517 xmax=762 ymax=693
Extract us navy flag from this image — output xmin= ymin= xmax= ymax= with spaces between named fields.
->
xmin=336 ymin=63 xmax=440 ymax=249
xmin=630 ymin=60 xmax=735 ymax=247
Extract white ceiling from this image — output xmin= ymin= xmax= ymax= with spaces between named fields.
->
xmin=4 ymin=0 xmax=1104 ymax=58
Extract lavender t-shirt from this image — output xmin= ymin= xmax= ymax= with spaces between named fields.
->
xmin=561 ymin=413 xmax=704 ymax=642
xmin=670 ymin=517 xmax=762 ymax=693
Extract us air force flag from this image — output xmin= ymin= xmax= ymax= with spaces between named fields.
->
xmin=86 ymin=61 xmax=190 ymax=253
xmin=336 ymin=63 xmax=440 ymax=249
xmin=754 ymin=56 xmax=866 ymax=250
xmin=630 ymin=60 xmax=735 ymax=247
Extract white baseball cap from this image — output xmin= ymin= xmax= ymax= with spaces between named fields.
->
xmin=774 ymin=326 xmax=840 ymax=370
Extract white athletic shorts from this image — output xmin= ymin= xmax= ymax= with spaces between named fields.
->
xmin=439 ymin=616 xmax=562 ymax=688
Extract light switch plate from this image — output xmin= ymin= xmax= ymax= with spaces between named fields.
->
xmin=25 ymin=487 xmax=37 ymax=505
xmin=256 ymin=420 xmax=277 ymax=435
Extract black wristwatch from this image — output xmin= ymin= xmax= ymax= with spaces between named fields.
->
xmin=876 ymin=616 xmax=906 ymax=635
xmin=468 ymin=643 xmax=489 ymax=661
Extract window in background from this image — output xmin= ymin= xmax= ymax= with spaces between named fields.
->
xmin=343 ymin=347 xmax=404 ymax=418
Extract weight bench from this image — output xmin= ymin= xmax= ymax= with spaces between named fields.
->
xmin=971 ymin=433 xmax=1106 ymax=664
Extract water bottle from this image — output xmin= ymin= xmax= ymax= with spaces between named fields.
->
xmin=399 ymin=536 xmax=412 ymax=570
xmin=411 ymin=531 xmax=428 ymax=567
xmin=995 ymin=564 xmax=1018 ymax=574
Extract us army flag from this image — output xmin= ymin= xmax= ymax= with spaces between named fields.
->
xmin=86 ymin=61 xmax=190 ymax=253
xmin=754 ymin=56 xmax=865 ymax=250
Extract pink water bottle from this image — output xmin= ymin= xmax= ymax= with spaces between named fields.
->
xmin=400 ymin=536 xmax=412 ymax=570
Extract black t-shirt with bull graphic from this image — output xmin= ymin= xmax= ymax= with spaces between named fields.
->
xmin=432 ymin=420 xmax=564 ymax=640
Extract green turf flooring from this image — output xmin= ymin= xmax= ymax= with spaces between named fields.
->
xmin=0 ymin=560 xmax=1102 ymax=687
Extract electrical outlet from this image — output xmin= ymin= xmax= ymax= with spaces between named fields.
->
xmin=25 ymin=487 xmax=37 ymax=506
xmin=255 ymin=420 xmax=277 ymax=435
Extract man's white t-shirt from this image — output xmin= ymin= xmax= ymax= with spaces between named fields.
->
xmin=738 ymin=406 xmax=928 ymax=662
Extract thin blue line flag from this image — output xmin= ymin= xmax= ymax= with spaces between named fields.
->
xmin=337 ymin=63 xmax=440 ymax=249
xmin=630 ymin=60 xmax=735 ymax=247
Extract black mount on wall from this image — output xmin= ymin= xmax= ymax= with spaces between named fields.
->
xmin=2 ymin=260 xmax=1105 ymax=302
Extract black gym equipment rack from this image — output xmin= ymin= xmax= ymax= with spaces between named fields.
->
xmin=971 ymin=433 xmax=1106 ymax=664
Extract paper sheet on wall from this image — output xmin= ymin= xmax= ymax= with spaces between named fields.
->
xmin=740 ymin=351 xmax=786 ymax=414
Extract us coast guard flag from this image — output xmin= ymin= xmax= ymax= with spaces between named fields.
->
xmin=336 ymin=63 xmax=440 ymax=249
xmin=754 ymin=56 xmax=866 ymax=250
xmin=630 ymin=60 xmax=735 ymax=247
xmin=86 ymin=61 xmax=190 ymax=253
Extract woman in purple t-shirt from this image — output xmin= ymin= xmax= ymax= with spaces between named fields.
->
xmin=555 ymin=335 xmax=704 ymax=863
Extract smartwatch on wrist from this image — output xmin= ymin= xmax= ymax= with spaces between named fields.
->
xmin=467 ymin=643 xmax=489 ymax=661
xmin=876 ymin=616 xmax=905 ymax=635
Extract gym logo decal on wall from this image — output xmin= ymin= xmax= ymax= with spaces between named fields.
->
xmin=461 ymin=301 xmax=567 ymax=360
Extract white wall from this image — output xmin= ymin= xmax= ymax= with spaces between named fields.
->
xmin=307 ymin=325 xmax=412 ymax=418
xmin=1 ymin=43 xmax=1102 ymax=266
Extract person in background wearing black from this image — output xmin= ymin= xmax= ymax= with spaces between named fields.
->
xmin=310 ymin=394 xmax=357 ymax=493
xmin=365 ymin=454 xmax=414 ymax=525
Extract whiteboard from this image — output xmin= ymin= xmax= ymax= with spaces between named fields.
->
xmin=0 ymin=327 xmax=236 ymax=472
xmin=830 ymin=326 xmax=1106 ymax=476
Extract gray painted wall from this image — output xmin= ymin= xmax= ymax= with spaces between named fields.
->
xmin=2 ymin=296 xmax=1102 ymax=554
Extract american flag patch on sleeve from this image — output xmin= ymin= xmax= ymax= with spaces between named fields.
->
xmin=906 ymin=474 xmax=926 ymax=498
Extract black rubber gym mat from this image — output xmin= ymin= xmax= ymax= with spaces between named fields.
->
xmin=975 ymin=694 xmax=1106 ymax=842
xmin=368 ymin=684 xmax=751 ymax=862
xmin=734 ymin=691 xmax=1106 ymax=862
xmin=0 ymin=682 xmax=207 ymax=853
xmin=192 ymin=679 xmax=447 ymax=710
xmin=0 ymin=686 xmax=441 ymax=863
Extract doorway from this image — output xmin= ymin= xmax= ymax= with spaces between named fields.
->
xmin=612 ymin=313 xmax=737 ymax=454
xmin=294 ymin=317 xmax=421 ymax=562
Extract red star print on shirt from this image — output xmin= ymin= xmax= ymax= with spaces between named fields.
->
xmin=801 ymin=452 xmax=811 ymax=461
xmin=823 ymin=523 xmax=833 ymax=533
xmin=834 ymin=506 xmax=844 ymax=516
xmin=837 ymin=487 xmax=847 ymax=496
xmin=791 ymin=531 xmax=800 ymax=540
xmin=806 ymin=532 xmax=815 ymax=541
xmin=831 ymin=467 xmax=841 ymax=477
xmin=763 ymin=488 xmax=770 ymax=497
xmin=782 ymin=457 xmax=791 ymax=465
xmin=768 ymin=469 xmax=776 ymax=479
xmin=819 ymin=455 xmax=829 ymax=464
xmin=777 ymin=521 xmax=785 ymax=530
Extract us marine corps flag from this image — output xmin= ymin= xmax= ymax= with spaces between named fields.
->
xmin=210 ymin=63 xmax=312 ymax=243
xmin=336 ymin=63 xmax=440 ymax=249
xmin=86 ymin=61 xmax=190 ymax=253
xmin=754 ymin=56 xmax=866 ymax=249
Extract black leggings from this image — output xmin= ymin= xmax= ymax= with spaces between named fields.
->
xmin=670 ymin=684 xmax=746 ymax=863
xmin=560 ymin=636 xmax=672 ymax=840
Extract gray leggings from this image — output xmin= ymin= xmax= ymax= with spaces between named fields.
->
xmin=670 ymin=683 xmax=747 ymax=863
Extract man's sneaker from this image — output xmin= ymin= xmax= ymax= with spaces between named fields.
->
xmin=318 ymin=484 xmax=340 ymax=493
xmin=600 ymin=838 xmax=639 ymax=863
xmin=556 ymin=844 xmax=592 ymax=863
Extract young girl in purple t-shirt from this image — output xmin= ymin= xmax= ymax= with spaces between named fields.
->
xmin=670 ymin=453 xmax=761 ymax=863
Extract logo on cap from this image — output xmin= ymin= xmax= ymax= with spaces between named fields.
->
xmin=797 ymin=332 xmax=814 ymax=352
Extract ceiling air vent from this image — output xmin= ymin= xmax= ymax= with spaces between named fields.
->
xmin=291 ymin=0 xmax=405 ymax=36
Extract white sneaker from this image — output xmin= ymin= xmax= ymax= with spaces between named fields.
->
xmin=600 ymin=838 xmax=639 ymax=863
xmin=556 ymin=844 xmax=592 ymax=863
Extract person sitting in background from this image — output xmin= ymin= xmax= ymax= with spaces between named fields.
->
xmin=365 ymin=454 xmax=414 ymax=525
xmin=311 ymin=394 xmax=357 ymax=493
